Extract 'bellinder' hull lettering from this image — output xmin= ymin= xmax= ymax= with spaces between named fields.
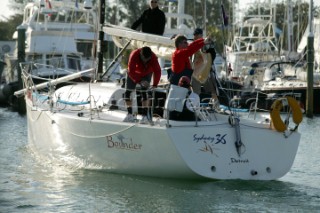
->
xmin=106 ymin=136 xmax=142 ymax=150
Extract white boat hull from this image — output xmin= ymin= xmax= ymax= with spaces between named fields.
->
xmin=25 ymin=84 xmax=301 ymax=180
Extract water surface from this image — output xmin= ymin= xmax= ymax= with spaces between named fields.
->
xmin=1 ymin=108 xmax=319 ymax=212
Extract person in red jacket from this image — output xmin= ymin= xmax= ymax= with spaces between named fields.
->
xmin=124 ymin=46 xmax=161 ymax=123
xmin=170 ymin=34 xmax=211 ymax=85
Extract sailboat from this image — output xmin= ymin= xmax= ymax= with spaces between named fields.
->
xmin=14 ymin=0 xmax=303 ymax=181
xmin=234 ymin=2 xmax=320 ymax=113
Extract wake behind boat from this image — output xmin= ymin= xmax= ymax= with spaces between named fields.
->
xmin=14 ymin=0 xmax=303 ymax=181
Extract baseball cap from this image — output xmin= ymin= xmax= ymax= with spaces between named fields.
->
xmin=178 ymin=76 xmax=191 ymax=88
xmin=193 ymin=28 xmax=203 ymax=35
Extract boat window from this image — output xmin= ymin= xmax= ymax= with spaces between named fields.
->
xmin=27 ymin=54 xmax=43 ymax=70
xmin=56 ymin=13 xmax=66 ymax=22
xmin=47 ymin=13 xmax=59 ymax=22
xmin=87 ymin=13 xmax=95 ymax=25
xmin=67 ymin=56 xmax=81 ymax=71
xmin=27 ymin=54 xmax=43 ymax=63
xmin=33 ymin=13 xmax=46 ymax=22
xmin=77 ymin=42 xmax=93 ymax=59
xmin=57 ymin=11 xmax=92 ymax=24
xmin=46 ymin=55 xmax=64 ymax=69
xmin=76 ymin=12 xmax=88 ymax=23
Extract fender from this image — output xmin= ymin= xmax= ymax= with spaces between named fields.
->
xmin=192 ymin=51 xmax=212 ymax=84
xmin=270 ymin=96 xmax=303 ymax=132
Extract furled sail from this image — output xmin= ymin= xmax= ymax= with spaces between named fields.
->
xmin=103 ymin=24 xmax=175 ymax=60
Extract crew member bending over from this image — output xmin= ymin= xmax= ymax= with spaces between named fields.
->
xmin=124 ymin=46 xmax=161 ymax=124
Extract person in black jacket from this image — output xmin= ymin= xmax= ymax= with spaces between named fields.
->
xmin=131 ymin=0 xmax=166 ymax=36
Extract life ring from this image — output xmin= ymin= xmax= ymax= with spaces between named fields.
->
xmin=270 ymin=96 xmax=303 ymax=132
xmin=192 ymin=51 xmax=212 ymax=84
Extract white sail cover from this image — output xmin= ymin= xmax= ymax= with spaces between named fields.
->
xmin=103 ymin=24 xmax=175 ymax=60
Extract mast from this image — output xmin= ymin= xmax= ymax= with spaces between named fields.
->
xmin=96 ymin=0 xmax=106 ymax=80
xmin=306 ymin=0 xmax=314 ymax=118
xmin=287 ymin=0 xmax=294 ymax=54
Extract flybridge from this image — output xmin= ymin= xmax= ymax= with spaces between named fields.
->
xmin=38 ymin=0 xmax=93 ymax=9
xmin=23 ymin=1 xmax=97 ymax=31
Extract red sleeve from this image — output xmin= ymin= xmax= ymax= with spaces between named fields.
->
xmin=150 ymin=54 xmax=161 ymax=86
xmin=127 ymin=49 xmax=140 ymax=83
xmin=186 ymin=38 xmax=205 ymax=57
xmin=171 ymin=38 xmax=205 ymax=73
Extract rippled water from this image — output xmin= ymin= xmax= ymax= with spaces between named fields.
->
xmin=0 ymin=107 xmax=319 ymax=212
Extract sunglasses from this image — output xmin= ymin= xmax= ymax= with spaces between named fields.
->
xmin=151 ymin=1 xmax=158 ymax=3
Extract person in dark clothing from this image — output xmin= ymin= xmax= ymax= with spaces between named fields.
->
xmin=131 ymin=0 xmax=166 ymax=36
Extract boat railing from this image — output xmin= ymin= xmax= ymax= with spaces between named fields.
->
xmin=30 ymin=22 xmax=94 ymax=32
xmin=25 ymin=3 xmax=97 ymax=31
xmin=246 ymin=91 xmax=269 ymax=120
xmin=29 ymin=55 xmax=82 ymax=72
xmin=216 ymin=86 xmax=270 ymax=120
xmin=16 ymin=63 xmax=93 ymax=98
xmin=19 ymin=60 xmax=79 ymax=83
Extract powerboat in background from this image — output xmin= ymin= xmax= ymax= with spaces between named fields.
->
xmin=1 ymin=0 xmax=97 ymax=109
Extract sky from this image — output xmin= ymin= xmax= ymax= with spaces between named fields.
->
xmin=0 ymin=0 xmax=16 ymax=21
xmin=1 ymin=0 xmax=319 ymax=21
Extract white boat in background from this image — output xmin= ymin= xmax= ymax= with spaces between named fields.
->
xmin=13 ymin=0 xmax=304 ymax=180
xmin=225 ymin=1 xmax=280 ymax=81
xmin=254 ymin=17 xmax=320 ymax=113
xmin=11 ymin=0 xmax=97 ymax=78
xmin=1 ymin=0 xmax=97 ymax=107
xmin=232 ymin=15 xmax=320 ymax=113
